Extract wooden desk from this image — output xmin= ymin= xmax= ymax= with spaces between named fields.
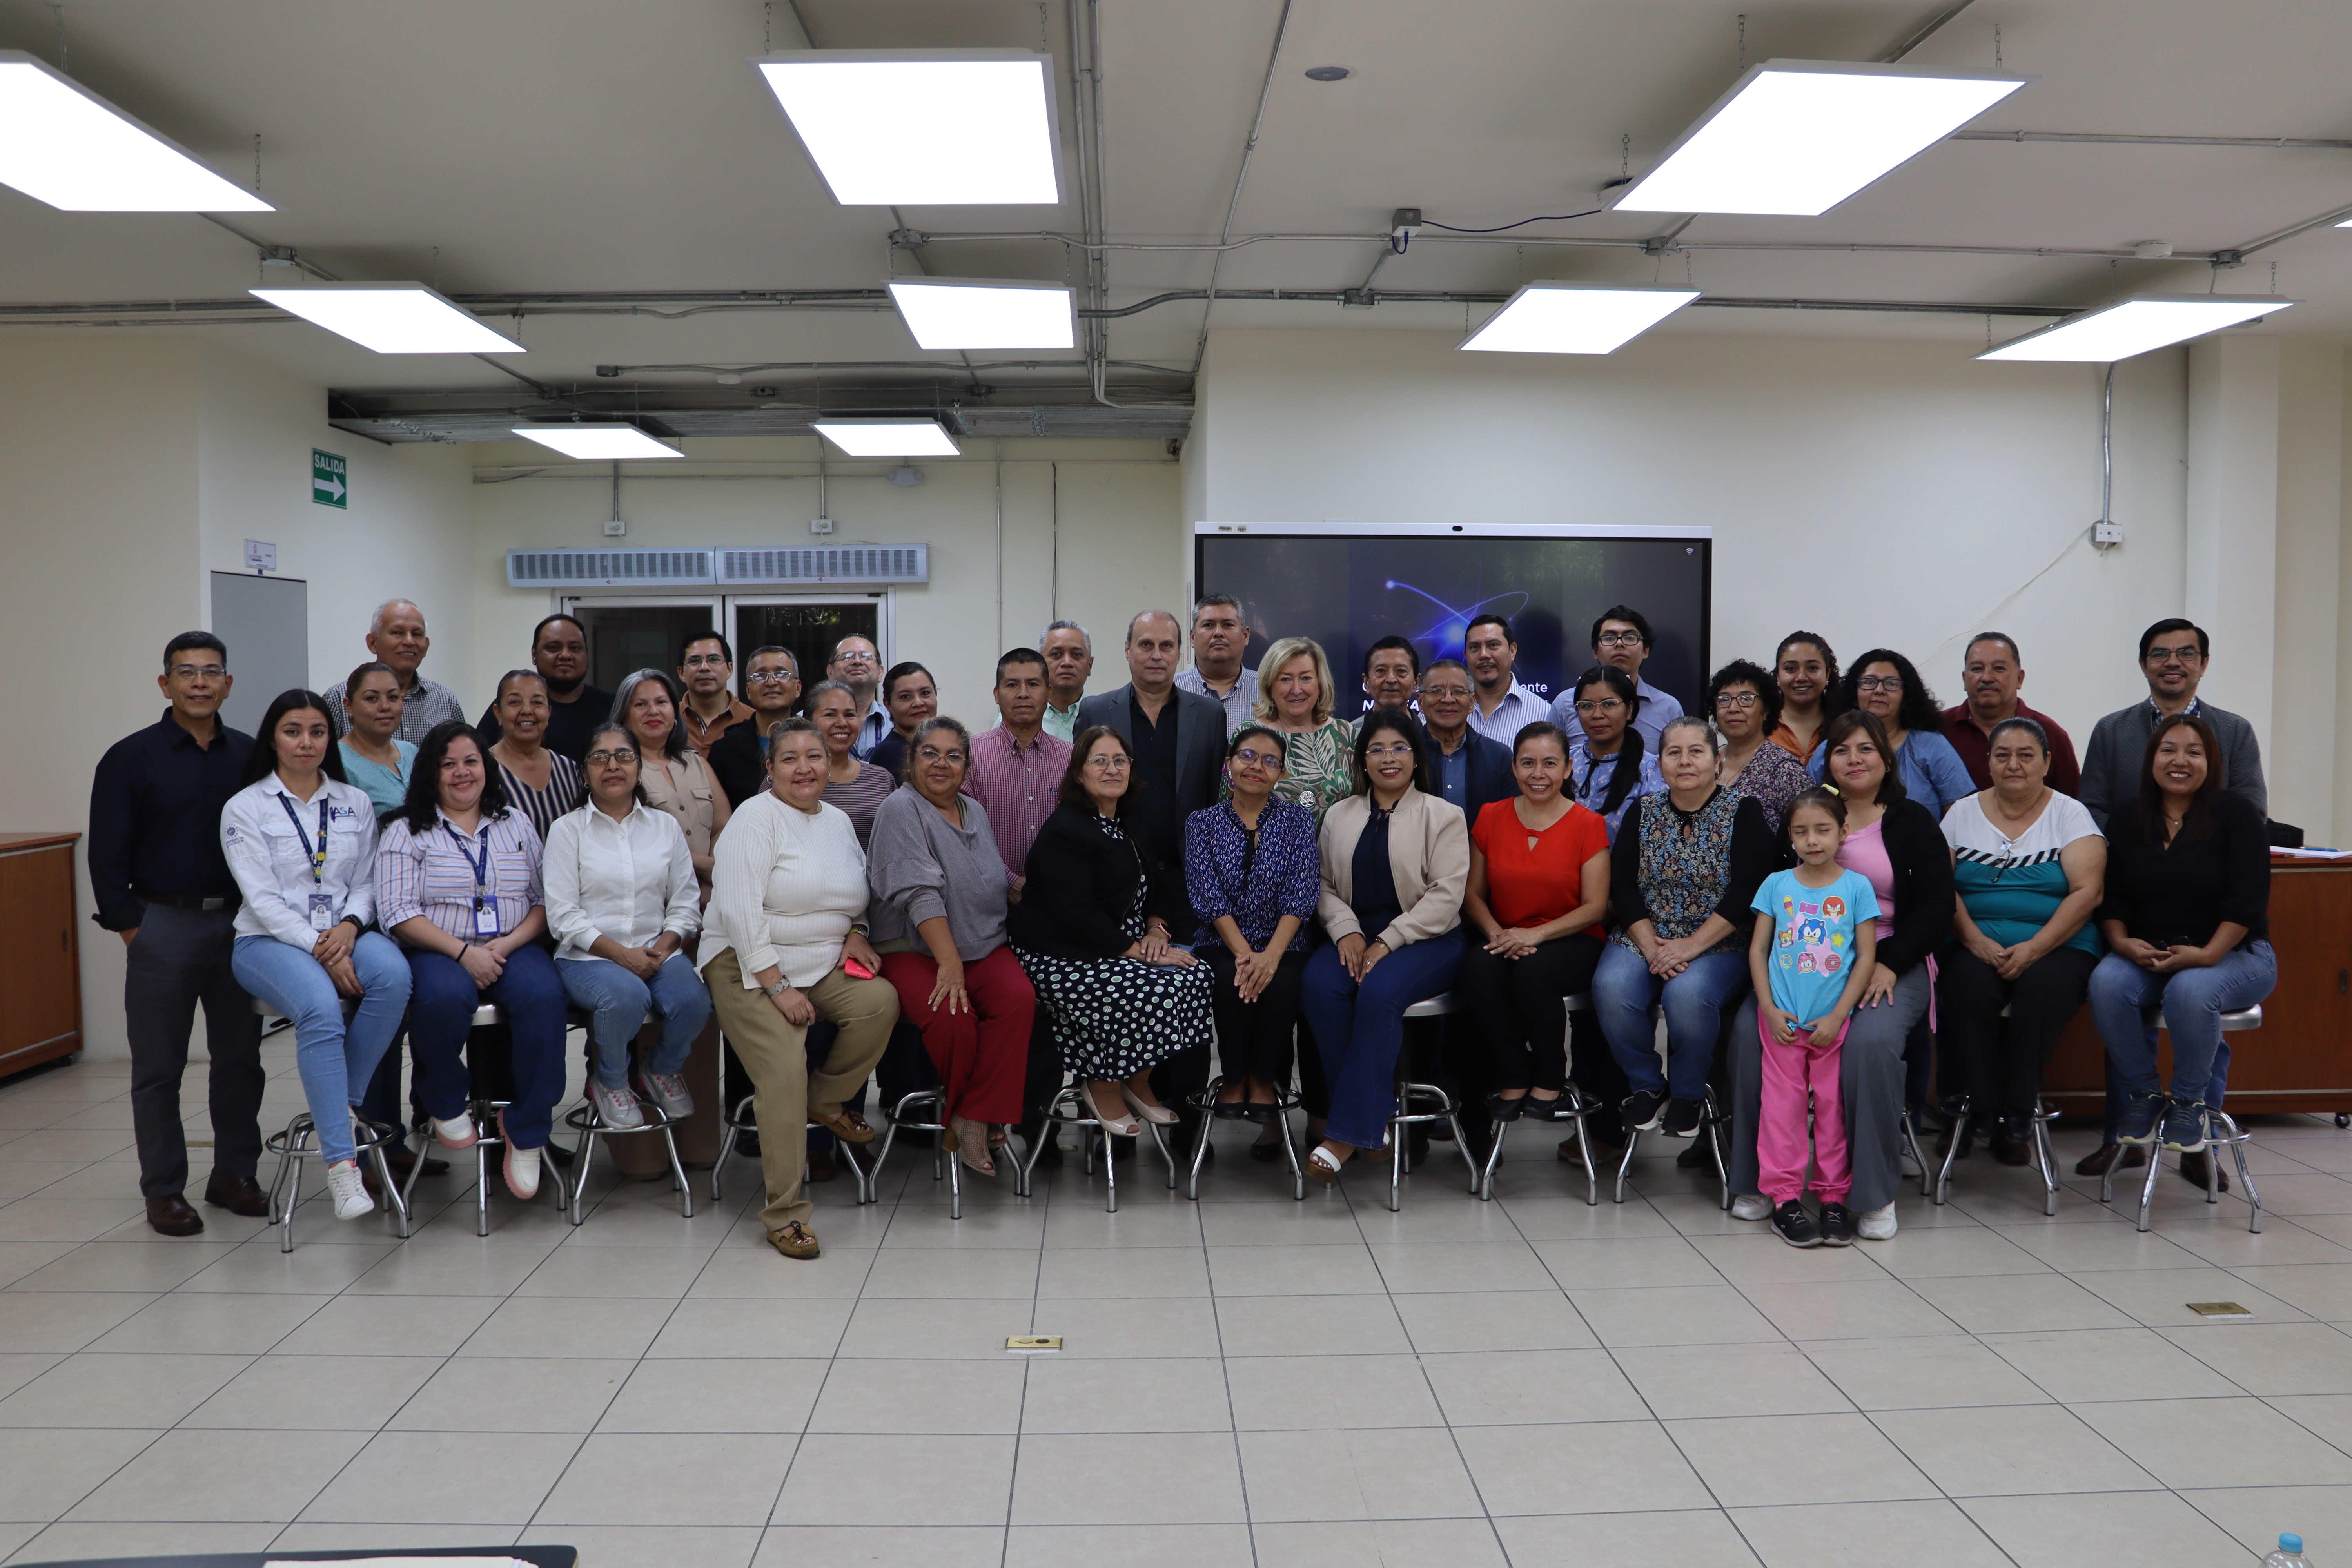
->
xmin=0 ymin=831 xmax=83 ymax=1080
xmin=2044 ymin=859 xmax=2352 ymax=1120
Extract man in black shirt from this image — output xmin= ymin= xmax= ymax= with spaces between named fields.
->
xmin=477 ymin=613 xmax=613 ymax=762
xmin=87 ymin=632 xmax=269 ymax=1236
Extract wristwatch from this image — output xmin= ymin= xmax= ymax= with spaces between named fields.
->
xmin=762 ymin=978 xmax=790 ymax=997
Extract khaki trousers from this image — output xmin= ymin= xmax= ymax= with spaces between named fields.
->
xmin=703 ymin=949 xmax=898 ymax=1233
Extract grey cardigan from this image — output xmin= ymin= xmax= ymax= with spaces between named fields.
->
xmin=2078 ymin=697 xmax=2267 ymax=829
xmin=866 ymin=784 xmax=1013 ymax=960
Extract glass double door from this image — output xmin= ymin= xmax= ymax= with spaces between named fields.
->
xmin=563 ymin=594 xmax=889 ymax=702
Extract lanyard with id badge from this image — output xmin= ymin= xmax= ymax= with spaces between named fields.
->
xmin=450 ymin=823 xmax=501 ymax=940
xmin=277 ymin=793 xmax=337 ymax=932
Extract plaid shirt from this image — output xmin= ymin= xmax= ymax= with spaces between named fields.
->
xmin=375 ymin=808 xmax=544 ymax=942
xmin=961 ymin=724 xmax=1071 ymax=878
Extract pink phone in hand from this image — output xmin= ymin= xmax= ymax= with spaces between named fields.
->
xmin=842 ymin=956 xmax=877 ymax=980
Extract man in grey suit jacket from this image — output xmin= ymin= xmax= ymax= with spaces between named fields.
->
xmin=2078 ymin=617 xmax=2268 ymax=830
xmin=1075 ymin=610 xmax=1228 ymax=944
xmin=2074 ymin=615 xmax=2268 ymax=1184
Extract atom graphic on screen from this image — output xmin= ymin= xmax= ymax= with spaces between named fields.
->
xmin=1383 ymin=578 xmax=1532 ymax=661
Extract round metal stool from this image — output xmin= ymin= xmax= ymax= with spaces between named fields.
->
xmin=1016 ymin=1078 xmax=1175 ymax=1213
xmin=870 ymin=1087 xmax=1026 ymax=1219
xmin=396 ymin=1002 xmax=569 ymax=1234
xmin=1476 ymin=992 xmax=1603 ymax=1205
xmin=560 ymin=1098 xmax=693 ymax=1225
xmin=2101 ymin=1004 xmax=2266 ymax=1233
xmin=1186 ymin=1074 xmax=1306 ymax=1201
xmin=264 ymin=1111 xmax=410 ymax=1250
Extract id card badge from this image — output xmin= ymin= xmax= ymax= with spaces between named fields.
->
xmin=473 ymin=900 xmax=501 ymax=939
xmin=308 ymin=894 xmax=334 ymax=933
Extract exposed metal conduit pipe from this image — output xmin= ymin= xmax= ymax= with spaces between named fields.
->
xmin=1878 ymin=0 xmax=1976 ymax=63
xmin=2101 ymin=363 xmax=2114 ymax=530
xmin=1191 ymin=0 xmax=1296 ymax=378
xmin=1956 ymin=131 xmax=2352 ymax=149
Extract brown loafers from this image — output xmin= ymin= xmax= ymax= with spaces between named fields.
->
xmin=811 ymin=1109 xmax=877 ymax=1144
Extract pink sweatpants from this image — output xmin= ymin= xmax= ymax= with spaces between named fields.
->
xmin=1757 ymin=1012 xmax=1851 ymax=1204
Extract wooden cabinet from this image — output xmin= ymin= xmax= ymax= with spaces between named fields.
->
xmin=0 ymin=833 xmax=83 ymax=1079
xmin=2045 ymin=861 xmax=2352 ymax=1117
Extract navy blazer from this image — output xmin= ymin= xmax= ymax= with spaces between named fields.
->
xmin=1423 ymin=723 xmax=1516 ymax=825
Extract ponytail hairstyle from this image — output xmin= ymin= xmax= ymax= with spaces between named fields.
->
xmin=1787 ymin=784 xmax=1849 ymax=830
xmin=1570 ymin=664 xmax=1646 ymax=821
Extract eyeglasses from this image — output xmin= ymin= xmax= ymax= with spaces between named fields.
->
xmin=170 ymin=663 xmax=227 ymax=681
xmin=1853 ymin=676 xmax=1904 ymax=693
xmin=1232 ymin=747 xmax=1283 ymax=768
xmin=1715 ymin=691 xmax=1760 ymax=709
xmin=2145 ymin=644 xmax=2201 ymax=664
xmin=916 ymin=747 xmax=967 ymax=766
xmin=586 ymin=748 xmax=638 ymax=766
xmin=1573 ymin=699 xmax=1625 ymax=715
xmin=833 ymin=651 xmax=877 ymax=665
xmin=747 ymin=670 xmax=797 ymax=685
xmin=1421 ymin=685 xmax=1470 ymax=701
xmin=1364 ymin=742 xmax=1416 ymax=759
xmin=1595 ymin=631 xmax=1644 ymax=648
xmin=681 ymin=654 xmax=730 ymax=669
xmin=1084 ymin=754 xmax=1134 ymax=771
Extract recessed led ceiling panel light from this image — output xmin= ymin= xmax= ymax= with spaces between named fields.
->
xmin=253 ymin=284 xmax=526 ymax=354
xmin=511 ymin=425 xmax=683 ymax=460
xmin=1460 ymin=283 xmax=1700 ymax=354
xmin=0 ymin=49 xmax=271 ymax=211
xmin=813 ymin=419 xmax=962 ymax=457
xmin=887 ymin=278 xmax=1075 ymax=350
xmin=1978 ymin=296 xmax=2292 ymax=362
xmin=756 ymin=49 xmax=1060 ymax=205
xmin=1615 ymin=59 xmax=2029 ymax=216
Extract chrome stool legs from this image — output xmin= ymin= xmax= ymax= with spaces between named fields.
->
xmin=264 ymin=1110 xmax=409 ymax=1251
xmin=1480 ymin=1088 xmax=1601 ymax=1205
xmin=1613 ymin=1088 xmax=1728 ymax=1206
xmin=872 ymin=1088 xmax=1013 ymax=1220
xmin=1016 ymin=1080 xmax=1174 ymax=1213
xmin=561 ymin=1100 xmax=694 ymax=1225
xmin=1932 ymin=1097 xmax=2062 ymax=1215
xmin=1386 ymin=1082 xmax=1475 ymax=1213
xmin=1186 ymin=1076 xmax=1305 ymax=1201
xmin=2099 ymin=1103 xmax=2265 ymax=1234
xmin=712 ymin=1094 xmax=877 ymax=1206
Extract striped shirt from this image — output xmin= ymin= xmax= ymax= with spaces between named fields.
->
xmin=962 ymin=724 xmax=1072 ymax=878
xmin=497 ymin=753 xmax=585 ymax=844
xmin=375 ymin=808 xmax=545 ymax=943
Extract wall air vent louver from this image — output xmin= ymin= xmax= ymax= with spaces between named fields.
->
xmin=717 ymin=545 xmax=929 ymax=585
xmin=505 ymin=548 xmax=715 ymax=588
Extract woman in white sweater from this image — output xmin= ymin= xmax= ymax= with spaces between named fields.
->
xmin=698 ymin=718 xmax=901 ymax=1260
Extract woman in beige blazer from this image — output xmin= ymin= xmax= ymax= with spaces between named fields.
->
xmin=1297 ymin=706 xmax=1470 ymax=1184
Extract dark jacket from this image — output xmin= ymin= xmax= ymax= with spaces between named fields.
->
xmin=2099 ymin=789 xmax=2270 ymax=947
xmin=1073 ymin=684 xmax=1226 ymax=817
xmin=707 ymin=720 xmax=768 ymax=813
xmin=1007 ymin=804 xmax=1171 ymax=961
xmin=1773 ymin=797 xmax=1955 ymax=977
xmin=1609 ymin=790 xmax=1776 ymax=939
xmin=1424 ymin=723 xmax=1515 ymax=823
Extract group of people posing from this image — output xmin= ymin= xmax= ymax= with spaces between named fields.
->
xmin=87 ymin=590 xmax=2276 ymax=1256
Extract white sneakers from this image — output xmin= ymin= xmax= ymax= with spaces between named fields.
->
xmin=324 ymin=1159 xmax=373 ymax=1220
xmin=504 ymin=1140 xmax=541 ymax=1200
xmin=431 ymin=1111 xmax=479 ymax=1150
xmin=1856 ymin=1203 xmax=1898 ymax=1240
xmin=591 ymin=1081 xmax=644 ymax=1129
xmin=1730 ymin=1193 xmax=1773 ymax=1221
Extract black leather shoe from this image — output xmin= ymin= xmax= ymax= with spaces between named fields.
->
xmin=1248 ymin=1134 xmax=1283 ymax=1163
xmin=146 ymin=1194 xmax=203 ymax=1236
xmin=806 ymin=1147 xmax=838 ymax=1183
xmin=384 ymin=1143 xmax=450 ymax=1180
xmin=2074 ymin=1142 xmax=2147 ymax=1178
xmin=1677 ymin=1139 xmax=1712 ymax=1169
xmin=1485 ymin=1093 xmax=1526 ymax=1123
xmin=203 ymin=1173 xmax=270 ymax=1217
xmin=737 ymin=1129 xmax=763 ymax=1159
xmin=1987 ymin=1120 xmax=2032 ymax=1167
xmin=2176 ymin=1150 xmax=2230 ymax=1193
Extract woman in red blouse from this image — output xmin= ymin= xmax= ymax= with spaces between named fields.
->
xmin=1461 ymin=722 xmax=1612 ymax=1123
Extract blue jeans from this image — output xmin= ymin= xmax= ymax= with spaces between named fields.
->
xmin=1299 ymin=933 xmax=1463 ymax=1149
xmin=2088 ymin=942 xmax=2276 ymax=1107
xmin=232 ymin=932 xmax=411 ymax=1166
xmin=1592 ymin=942 xmax=1750 ymax=1102
xmin=405 ymin=942 xmax=568 ymax=1149
xmin=557 ymin=953 xmax=712 ymax=1088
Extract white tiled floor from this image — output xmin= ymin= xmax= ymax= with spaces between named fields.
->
xmin=2 ymin=1040 xmax=2350 ymax=1568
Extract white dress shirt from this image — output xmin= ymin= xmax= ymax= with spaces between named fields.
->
xmin=542 ymin=800 xmax=701 ymax=960
xmin=1467 ymin=682 xmax=1551 ymax=746
xmin=699 ymin=791 xmax=871 ymax=989
xmin=221 ymin=775 xmax=381 ymax=946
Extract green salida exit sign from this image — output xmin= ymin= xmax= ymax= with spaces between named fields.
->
xmin=312 ymin=449 xmax=347 ymax=508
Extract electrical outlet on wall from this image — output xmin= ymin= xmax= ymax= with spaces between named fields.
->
xmin=811 ymin=516 xmax=835 ymax=535
xmin=2092 ymin=520 xmax=2123 ymax=547
xmin=604 ymin=518 xmax=627 ymax=537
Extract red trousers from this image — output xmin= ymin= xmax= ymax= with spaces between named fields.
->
xmin=880 ymin=944 xmax=1036 ymax=1125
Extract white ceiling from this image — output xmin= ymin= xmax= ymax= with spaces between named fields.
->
xmin=2 ymin=0 xmax=2348 ymax=432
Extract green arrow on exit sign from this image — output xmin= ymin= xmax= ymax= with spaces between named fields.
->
xmin=312 ymin=449 xmax=347 ymax=508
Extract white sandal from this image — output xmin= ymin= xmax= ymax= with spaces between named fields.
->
xmin=1305 ymin=1146 xmax=1345 ymax=1186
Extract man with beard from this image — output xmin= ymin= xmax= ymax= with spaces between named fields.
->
xmin=1463 ymin=613 xmax=1548 ymax=746
xmin=477 ymin=614 xmax=612 ymax=762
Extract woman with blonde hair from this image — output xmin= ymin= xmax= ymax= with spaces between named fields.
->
xmin=1245 ymin=635 xmax=1357 ymax=824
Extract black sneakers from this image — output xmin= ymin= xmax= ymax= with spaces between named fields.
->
xmin=1622 ymin=1089 xmax=1664 ymax=1132
xmin=1661 ymin=1097 xmax=1703 ymax=1138
xmin=1817 ymin=1202 xmax=1854 ymax=1246
xmin=1771 ymin=1199 xmax=1822 ymax=1248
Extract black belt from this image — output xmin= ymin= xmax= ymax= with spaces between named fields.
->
xmin=135 ymin=888 xmax=240 ymax=913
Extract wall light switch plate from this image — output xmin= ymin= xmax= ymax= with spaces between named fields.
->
xmin=2092 ymin=521 xmax=2124 ymax=546
xmin=604 ymin=518 xmax=627 ymax=537
xmin=811 ymin=516 xmax=835 ymax=535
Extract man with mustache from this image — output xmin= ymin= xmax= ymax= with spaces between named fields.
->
xmin=1939 ymin=632 xmax=2080 ymax=796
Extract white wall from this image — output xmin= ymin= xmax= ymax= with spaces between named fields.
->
xmin=0 ymin=335 xmax=474 ymax=1059
xmin=1191 ymin=327 xmax=2196 ymax=750
xmin=465 ymin=437 xmax=1184 ymax=726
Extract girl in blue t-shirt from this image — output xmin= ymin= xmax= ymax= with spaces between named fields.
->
xmin=1748 ymin=787 xmax=1879 ymax=1248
